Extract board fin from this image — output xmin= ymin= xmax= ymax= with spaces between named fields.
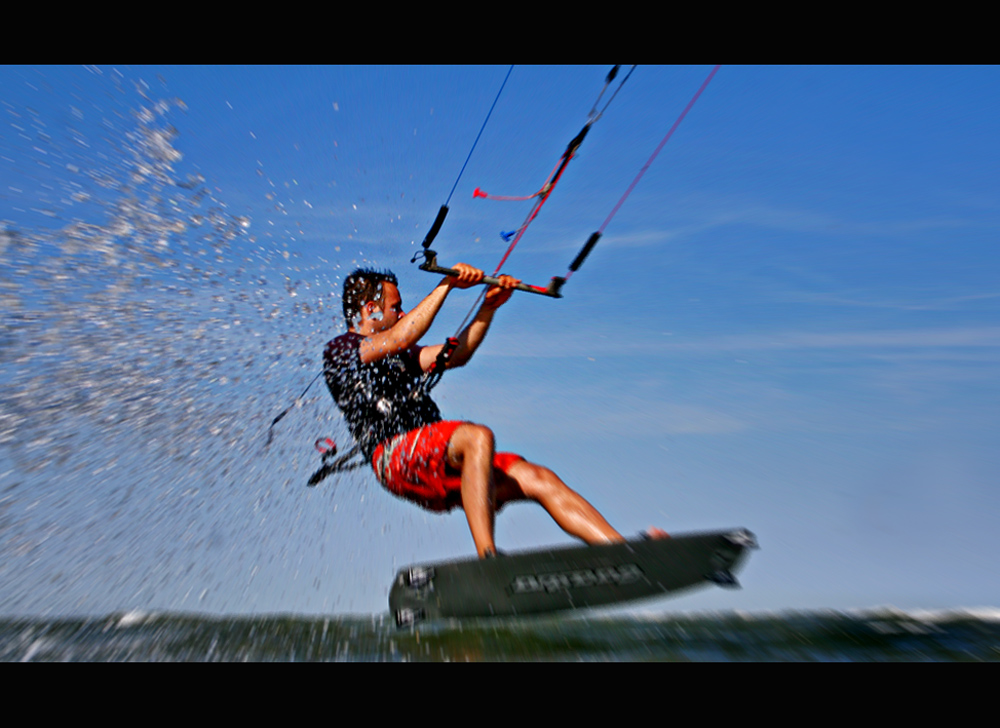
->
xmin=706 ymin=569 xmax=741 ymax=588
xmin=723 ymin=528 xmax=759 ymax=550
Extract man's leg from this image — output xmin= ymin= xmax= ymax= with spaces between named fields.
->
xmin=446 ymin=423 xmax=499 ymax=558
xmin=446 ymin=424 xmax=666 ymax=558
xmin=494 ymin=459 xmax=626 ymax=544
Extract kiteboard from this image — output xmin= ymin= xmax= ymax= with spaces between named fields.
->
xmin=389 ymin=527 xmax=758 ymax=627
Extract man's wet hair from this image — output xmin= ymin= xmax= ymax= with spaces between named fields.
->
xmin=342 ymin=268 xmax=398 ymax=326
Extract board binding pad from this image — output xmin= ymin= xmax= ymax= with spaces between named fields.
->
xmin=390 ymin=528 xmax=758 ymax=628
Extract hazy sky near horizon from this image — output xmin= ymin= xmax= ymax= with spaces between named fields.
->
xmin=1 ymin=65 xmax=998 ymax=617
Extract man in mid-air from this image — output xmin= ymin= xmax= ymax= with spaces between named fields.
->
xmin=324 ymin=263 xmax=666 ymax=558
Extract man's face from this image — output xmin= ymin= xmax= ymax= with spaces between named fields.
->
xmin=367 ymin=282 xmax=405 ymax=332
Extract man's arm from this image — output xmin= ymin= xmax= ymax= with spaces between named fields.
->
xmin=417 ymin=274 xmax=519 ymax=372
xmin=358 ymin=264 xmax=482 ymax=364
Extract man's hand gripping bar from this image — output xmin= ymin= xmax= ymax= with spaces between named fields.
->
xmin=417 ymin=249 xmax=565 ymax=298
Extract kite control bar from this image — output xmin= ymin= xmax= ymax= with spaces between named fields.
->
xmin=418 ymin=249 xmax=565 ymax=298
xmin=416 ymin=226 xmax=605 ymax=300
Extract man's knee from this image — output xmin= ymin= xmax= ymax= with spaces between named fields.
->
xmin=449 ymin=423 xmax=495 ymax=461
xmin=507 ymin=459 xmax=564 ymax=498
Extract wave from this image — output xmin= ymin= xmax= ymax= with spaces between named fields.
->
xmin=3 ymin=605 xmax=998 ymax=662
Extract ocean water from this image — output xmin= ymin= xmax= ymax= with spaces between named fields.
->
xmin=4 ymin=607 xmax=999 ymax=662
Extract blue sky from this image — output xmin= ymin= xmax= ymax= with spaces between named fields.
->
xmin=1 ymin=65 xmax=998 ymax=617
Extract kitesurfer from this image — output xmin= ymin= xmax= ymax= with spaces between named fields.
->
xmin=323 ymin=264 xmax=667 ymax=558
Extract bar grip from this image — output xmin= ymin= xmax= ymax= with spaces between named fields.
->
xmin=420 ymin=205 xmax=449 ymax=250
xmin=569 ymin=231 xmax=602 ymax=272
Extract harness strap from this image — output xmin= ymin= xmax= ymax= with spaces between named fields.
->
xmin=413 ymin=336 xmax=459 ymax=397
xmin=306 ymin=443 xmax=365 ymax=487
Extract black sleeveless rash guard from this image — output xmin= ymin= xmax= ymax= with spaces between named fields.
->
xmin=323 ymin=332 xmax=442 ymax=460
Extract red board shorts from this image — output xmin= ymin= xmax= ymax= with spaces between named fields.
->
xmin=371 ymin=420 xmax=523 ymax=513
